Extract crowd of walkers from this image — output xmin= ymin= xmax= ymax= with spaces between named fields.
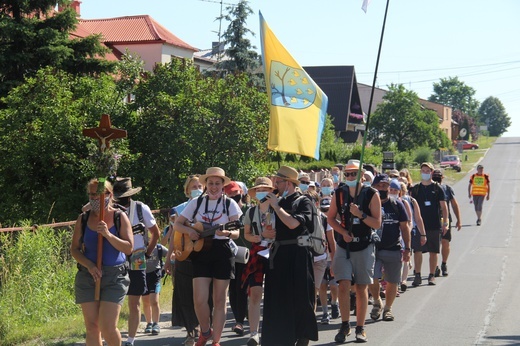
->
xmin=72 ymin=161 xmax=492 ymax=345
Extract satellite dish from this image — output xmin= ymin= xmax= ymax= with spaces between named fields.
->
xmin=459 ymin=128 xmax=467 ymax=138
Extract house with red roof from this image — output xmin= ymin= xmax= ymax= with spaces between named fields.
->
xmin=67 ymin=1 xmax=215 ymax=71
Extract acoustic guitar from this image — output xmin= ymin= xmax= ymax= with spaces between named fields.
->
xmin=173 ymin=220 xmax=242 ymax=261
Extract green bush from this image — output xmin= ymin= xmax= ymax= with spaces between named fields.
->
xmin=413 ymin=147 xmax=433 ymax=165
xmin=0 ymin=225 xmax=78 ymax=345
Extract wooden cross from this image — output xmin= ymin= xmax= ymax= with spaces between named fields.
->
xmin=82 ymin=114 xmax=127 ymax=152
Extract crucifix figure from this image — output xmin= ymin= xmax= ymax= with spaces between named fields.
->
xmin=83 ymin=114 xmax=127 ymax=152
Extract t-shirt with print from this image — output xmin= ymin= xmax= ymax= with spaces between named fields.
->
xmin=127 ymin=200 xmax=157 ymax=271
xmin=379 ymin=199 xmax=409 ymax=250
xmin=181 ymin=195 xmax=242 ymax=240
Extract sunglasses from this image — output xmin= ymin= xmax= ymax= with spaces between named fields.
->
xmin=299 ymin=181 xmax=310 ymax=185
xmin=344 ymin=172 xmax=358 ymax=178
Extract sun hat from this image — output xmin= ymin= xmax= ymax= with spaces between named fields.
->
xmin=344 ymin=160 xmax=360 ymax=171
xmin=275 ymin=165 xmax=300 ymax=185
xmin=248 ymin=177 xmax=275 ymax=199
xmin=421 ymin=162 xmax=434 ymax=171
xmin=387 ymin=169 xmax=400 ymax=178
xmin=113 ymin=177 xmax=142 ymax=199
xmin=363 ymin=171 xmax=374 ymax=182
xmin=199 ymin=167 xmax=231 ymax=185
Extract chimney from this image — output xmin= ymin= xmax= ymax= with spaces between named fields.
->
xmin=59 ymin=1 xmax=81 ymax=16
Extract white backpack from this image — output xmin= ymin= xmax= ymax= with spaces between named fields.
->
xmin=292 ymin=196 xmax=327 ymax=256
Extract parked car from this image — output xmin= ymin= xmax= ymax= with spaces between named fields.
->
xmin=457 ymin=140 xmax=479 ymax=150
xmin=441 ymin=155 xmax=462 ymax=172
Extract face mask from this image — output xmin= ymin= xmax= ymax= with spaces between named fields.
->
xmin=190 ymin=189 xmax=203 ymax=199
xmin=256 ymin=192 xmax=268 ymax=201
xmin=299 ymin=183 xmax=309 ymax=192
xmin=344 ymin=180 xmax=357 ymax=187
xmin=281 ymin=188 xmax=289 ymax=198
xmin=389 ymin=194 xmax=398 ymax=202
xmin=332 ymin=174 xmax=339 ymax=183
xmin=421 ymin=173 xmax=431 ymax=181
xmin=117 ymin=196 xmax=130 ymax=207
xmin=89 ymin=197 xmax=109 ymax=212
xmin=363 ymin=181 xmax=371 ymax=187
xmin=321 ymin=187 xmax=333 ymax=196
xmin=231 ymin=194 xmax=242 ymax=203
xmin=378 ymin=190 xmax=388 ymax=200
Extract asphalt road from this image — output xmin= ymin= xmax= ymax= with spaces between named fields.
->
xmin=75 ymin=137 xmax=520 ymax=345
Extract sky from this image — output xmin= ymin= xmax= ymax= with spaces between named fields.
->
xmin=80 ymin=0 xmax=520 ymax=137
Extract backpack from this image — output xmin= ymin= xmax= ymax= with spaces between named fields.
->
xmin=80 ymin=209 xmax=122 ymax=251
xmin=191 ymin=194 xmax=231 ymax=221
xmin=292 ymin=196 xmax=327 ymax=256
xmin=157 ymin=244 xmax=166 ymax=278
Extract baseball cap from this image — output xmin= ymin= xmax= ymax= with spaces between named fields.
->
xmin=387 ymin=169 xmax=400 ymax=178
xmin=477 ymin=164 xmax=484 ymax=169
xmin=224 ymin=181 xmax=241 ymax=194
xmin=373 ymin=174 xmax=390 ymax=185
xmin=421 ymin=162 xmax=434 ymax=170
xmin=389 ymin=179 xmax=401 ymax=190
xmin=433 ymin=169 xmax=443 ymax=177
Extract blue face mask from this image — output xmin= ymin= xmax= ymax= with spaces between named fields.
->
xmin=321 ymin=186 xmax=333 ymax=196
xmin=332 ymin=174 xmax=339 ymax=183
xmin=299 ymin=183 xmax=309 ymax=192
xmin=344 ymin=180 xmax=358 ymax=187
xmin=421 ymin=173 xmax=431 ymax=181
xmin=363 ymin=181 xmax=371 ymax=187
xmin=256 ymin=192 xmax=268 ymax=201
xmin=190 ymin=189 xmax=203 ymax=198
xmin=281 ymin=189 xmax=289 ymax=197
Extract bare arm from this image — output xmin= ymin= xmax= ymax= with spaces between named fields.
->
xmin=451 ymin=197 xmax=462 ymax=231
xmin=412 ymin=199 xmax=427 ymax=246
xmin=146 ymin=224 xmax=160 ymax=257
xmin=440 ymin=200 xmax=448 ymax=235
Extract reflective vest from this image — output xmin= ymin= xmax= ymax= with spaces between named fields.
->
xmin=470 ymin=174 xmax=489 ymax=196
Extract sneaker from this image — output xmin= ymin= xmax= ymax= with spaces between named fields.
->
xmin=441 ymin=263 xmax=449 ymax=276
xmin=355 ymin=326 xmax=367 ymax=343
xmin=144 ymin=322 xmax=153 ymax=333
xmin=334 ymin=322 xmax=352 ymax=343
xmin=331 ymin=303 xmax=340 ymax=319
xmin=428 ymin=274 xmax=436 ymax=286
xmin=184 ymin=336 xmax=196 ymax=346
xmin=247 ymin=333 xmax=260 ymax=346
xmin=412 ymin=273 xmax=422 ymax=287
xmin=321 ymin=313 xmax=331 ymax=324
xmin=151 ymin=322 xmax=160 ymax=335
xmin=370 ymin=303 xmax=382 ymax=321
xmin=477 ymin=219 xmax=481 ymax=226
xmin=195 ymin=329 xmax=213 ymax=346
xmin=434 ymin=266 xmax=441 ymax=277
xmin=400 ymin=282 xmax=407 ymax=292
xmin=383 ymin=308 xmax=394 ymax=321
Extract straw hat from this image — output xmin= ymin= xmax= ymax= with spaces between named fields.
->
xmin=199 ymin=167 xmax=231 ymax=185
xmin=274 ymin=165 xmax=300 ymax=185
xmin=248 ymin=177 xmax=274 ymax=199
xmin=113 ymin=177 xmax=142 ymax=199
xmin=344 ymin=160 xmax=360 ymax=171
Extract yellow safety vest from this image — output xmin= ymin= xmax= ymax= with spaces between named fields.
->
xmin=470 ymin=174 xmax=489 ymax=196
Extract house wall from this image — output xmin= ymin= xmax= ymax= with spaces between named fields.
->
xmin=113 ymin=43 xmax=195 ymax=71
xmin=419 ymin=99 xmax=452 ymax=140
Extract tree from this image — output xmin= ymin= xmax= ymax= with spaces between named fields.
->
xmin=123 ymin=58 xmax=270 ymax=207
xmin=452 ymin=109 xmax=478 ymax=140
xmin=0 ymin=67 xmax=129 ymax=225
xmin=368 ymin=84 xmax=450 ymax=151
xmin=478 ymin=96 xmax=511 ymax=136
xmin=0 ymin=0 xmax=115 ymax=101
xmin=216 ymin=1 xmax=260 ymax=74
xmin=428 ymin=77 xmax=480 ymax=117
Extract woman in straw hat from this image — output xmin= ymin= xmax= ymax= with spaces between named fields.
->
xmin=173 ymin=167 xmax=242 ymax=346
xmin=260 ymin=165 xmax=318 ymax=346
xmin=241 ymin=177 xmax=276 ymax=346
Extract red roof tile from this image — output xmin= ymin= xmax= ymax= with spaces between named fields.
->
xmin=76 ymin=15 xmax=197 ymax=51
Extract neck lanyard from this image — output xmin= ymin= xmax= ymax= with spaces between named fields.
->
xmin=204 ymin=195 xmax=222 ymax=224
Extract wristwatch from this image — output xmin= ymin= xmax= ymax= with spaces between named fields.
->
xmin=443 ymin=222 xmax=449 ymax=227
xmin=360 ymin=213 xmax=367 ymax=221
xmin=404 ymin=247 xmax=411 ymax=251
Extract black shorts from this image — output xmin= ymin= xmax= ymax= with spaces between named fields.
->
xmin=143 ymin=269 xmax=162 ymax=295
xmin=442 ymin=223 xmax=452 ymax=242
xmin=127 ymin=269 xmax=147 ymax=296
xmin=192 ymin=239 xmax=235 ymax=280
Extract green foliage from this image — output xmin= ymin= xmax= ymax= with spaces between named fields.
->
xmin=0 ymin=0 xmax=115 ymax=101
xmin=394 ymin=150 xmax=414 ymax=170
xmin=368 ymin=84 xmax=450 ymax=151
xmin=122 ymin=59 xmax=270 ymax=208
xmin=428 ymin=76 xmax=480 ymax=117
xmin=452 ymin=109 xmax=478 ymax=141
xmin=413 ymin=146 xmax=433 ymax=164
xmin=478 ymin=96 xmax=511 ymax=136
xmin=0 ymin=67 xmax=129 ymax=225
xmin=0 ymin=226 xmax=78 ymax=345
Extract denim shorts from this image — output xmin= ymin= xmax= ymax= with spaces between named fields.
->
xmin=75 ymin=263 xmax=129 ymax=305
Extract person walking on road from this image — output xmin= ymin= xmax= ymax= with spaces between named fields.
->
xmin=468 ymin=164 xmax=490 ymax=226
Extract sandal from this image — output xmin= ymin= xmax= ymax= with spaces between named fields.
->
xmin=233 ymin=323 xmax=244 ymax=336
